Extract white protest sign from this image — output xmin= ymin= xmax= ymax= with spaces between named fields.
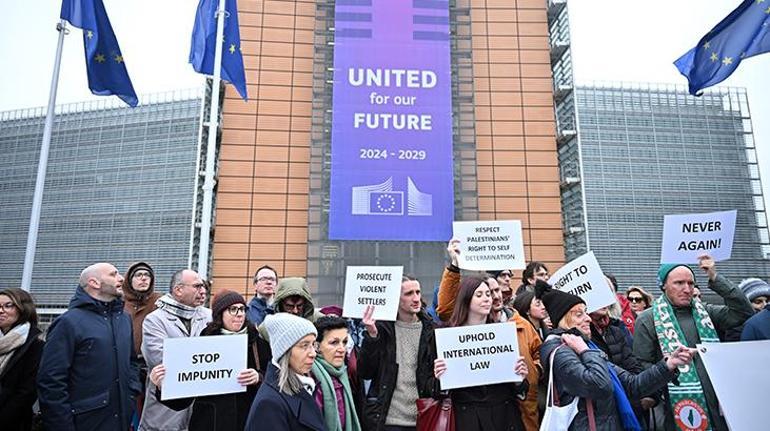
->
xmin=452 ymin=220 xmax=526 ymax=271
xmin=434 ymin=322 xmax=521 ymax=390
xmin=697 ymin=340 xmax=770 ymax=431
xmin=548 ymin=251 xmax=616 ymax=313
xmin=660 ymin=210 xmax=737 ymax=264
xmin=342 ymin=266 xmax=403 ymax=321
xmin=162 ymin=334 xmax=247 ymax=400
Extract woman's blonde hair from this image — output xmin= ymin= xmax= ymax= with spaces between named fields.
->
xmin=277 ymin=351 xmax=304 ymax=396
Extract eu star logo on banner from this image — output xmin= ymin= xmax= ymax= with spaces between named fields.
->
xmin=190 ymin=0 xmax=248 ymax=100
xmin=60 ymin=0 xmax=138 ymax=107
xmin=675 ymin=0 xmax=770 ymax=96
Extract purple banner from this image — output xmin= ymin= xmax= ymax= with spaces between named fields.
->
xmin=328 ymin=0 xmax=454 ymax=241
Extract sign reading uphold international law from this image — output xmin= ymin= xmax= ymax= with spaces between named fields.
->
xmin=328 ymin=0 xmax=454 ymax=241
xmin=342 ymin=265 xmax=404 ymax=321
xmin=452 ymin=220 xmax=526 ymax=271
xmin=161 ymin=334 xmax=247 ymax=400
xmin=435 ymin=322 xmax=521 ymax=390
xmin=660 ymin=210 xmax=737 ymax=264
xmin=548 ymin=251 xmax=616 ymax=313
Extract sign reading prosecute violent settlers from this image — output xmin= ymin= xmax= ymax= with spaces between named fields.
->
xmin=548 ymin=251 xmax=616 ymax=313
xmin=660 ymin=210 xmax=737 ymax=264
xmin=452 ymin=220 xmax=526 ymax=271
xmin=434 ymin=322 xmax=521 ymax=390
xmin=161 ymin=334 xmax=247 ymax=400
xmin=342 ymin=266 xmax=404 ymax=321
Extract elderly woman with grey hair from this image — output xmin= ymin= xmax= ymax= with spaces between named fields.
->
xmin=245 ymin=312 xmax=325 ymax=431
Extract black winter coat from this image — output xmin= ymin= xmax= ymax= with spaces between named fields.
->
xmin=590 ymin=319 xmax=643 ymax=374
xmin=541 ymin=329 xmax=676 ymax=431
xmin=0 ymin=325 xmax=44 ymax=431
xmin=159 ymin=324 xmax=262 ymax=430
xmin=37 ymin=287 xmax=141 ymax=431
xmin=451 ymin=381 xmax=527 ymax=431
xmin=244 ymin=364 xmax=325 ymax=431
xmin=357 ymin=314 xmax=438 ymax=431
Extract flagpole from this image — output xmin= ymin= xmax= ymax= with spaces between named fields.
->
xmin=21 ymin=19 xmax=68 ymax=292
xmin=197 ymin=0 xmax=227 ymax=280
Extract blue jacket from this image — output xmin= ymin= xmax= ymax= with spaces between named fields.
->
xmin=245 ymin=364 xmax=325 ymax=431
xmin=246 ymin=296 xmax=274 ymax=326
xmin=741 ymin=305 xmax=770 ymax=341
xmin=37 ymin=287 xmax=140 ymax=431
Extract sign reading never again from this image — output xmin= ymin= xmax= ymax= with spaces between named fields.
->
xmin=161 ymin=334 xmax=247 ymax=400
xmin=342 ymin=266 xmax=403 ymax=321
xmin=660 ymin=210 xmax=737 ymax=263
xmin=434 ymin=322 xmax=521 ymax=390
xmin=328 ymin=0 xmax=454 ymax=241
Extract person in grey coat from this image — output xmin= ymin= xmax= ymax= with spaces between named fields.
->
xmin=633 ymin=255 xmax=753 ymax=430
xmin=139 ymin=269 xmax=212 ymax=431
xmin=537 ymin=281 xmax=694 ymax=431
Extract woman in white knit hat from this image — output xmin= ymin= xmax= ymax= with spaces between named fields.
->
xmin=245 ymin=312 xmax=325 ymax=431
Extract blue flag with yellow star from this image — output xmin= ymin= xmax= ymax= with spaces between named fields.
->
xmin=189 ymin=0 xmax=248 ymax=100
xmin=675 ymin=0 xmax=770 ymax=96
xmin=60 ymin=0 xmax=138 ymax=107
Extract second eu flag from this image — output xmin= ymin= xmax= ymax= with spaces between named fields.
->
xmin=60 ymin=0 xmax=138 ymax=107
xmin=675 ymin=0 xmax=770 ymax=96
xmin=190 ymin=0 xmax=248 ymax=100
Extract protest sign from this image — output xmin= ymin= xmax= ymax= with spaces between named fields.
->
xmin=162 ymin=334 xmax=247 ymax=400
xmin=342 ymin=266 xmax=404 ymax=321
xmin=697 ymin=340 xmax=770 ymax=431
xmin=548 ymin=251 xmax=616 ymax=313
xmin=434 ymin=322 xmax=521 ymax=390
xmin=660 ymin=210 xmax=737 ymax=263
xmin=452 ymin=220 xmax=526 ymax=271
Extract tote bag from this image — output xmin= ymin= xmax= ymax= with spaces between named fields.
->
xmin=540 ymin=345 xmax=579 ymax=431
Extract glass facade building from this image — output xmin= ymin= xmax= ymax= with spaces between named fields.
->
xmin=570 ymin=83 xmax=770 ymax=293
xmin=0 ymin=90 xmax=203 ymax=314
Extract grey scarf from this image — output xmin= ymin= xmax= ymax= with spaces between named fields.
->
xmin=0 ymin=322 xmax=29 ymax=375
xmin=155 ymin=294 xmax=198 ymax=320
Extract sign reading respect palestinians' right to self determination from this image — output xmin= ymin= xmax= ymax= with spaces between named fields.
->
xmin=452 ymin=220 xmax=526 ymax=271
xmin=434 ymin=322 xmax=521 ymax=390
xmin=342 ymin=266 xmax=404 ymax=321
xmin=161 ymin=334 xmax=247 ymax=400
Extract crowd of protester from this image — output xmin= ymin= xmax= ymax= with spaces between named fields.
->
xmin=2 ymin=239 xmax=769 ymax=431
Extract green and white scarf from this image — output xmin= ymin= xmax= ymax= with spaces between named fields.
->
xmin=311 ymin=357 xmax=361 ymax=431
xmin=652 ymin=294 xmax=718 ymax=431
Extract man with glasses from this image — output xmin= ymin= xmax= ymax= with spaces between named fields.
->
xmin=246 ymin=265 xmax=278 ymax=325
xmin=139 ymin=269 xmax=212 ymax=431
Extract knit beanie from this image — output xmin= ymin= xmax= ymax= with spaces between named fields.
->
xmin=263 ymin=312 xmax=317 ymax=360
xmin=534 ymin=279 xmax=585 ymax=328
xmin=657 ymin=263 xmax=695 ymax=290
xmin=211 ymin=290 xmax=246 ymax=319
xmin=738 ymin=278 xmax=770 ymax=302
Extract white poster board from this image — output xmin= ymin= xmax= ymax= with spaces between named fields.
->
xmin=162 ymin=334 xmax=247 ymax=400
xmin=548 ymin=251 xmax=616 ymax=313
xmin=452 ymin=220 xmax=526 ymax=271
xmin=434 ymin=322 xmax=521 ymax=390
xmin=660 ymin=210 xmax=737 ymax=263
xmin=697 ymin=340 xmax=770 ymax=431
xmin=342 ymin=266 xmax=403 ymax=321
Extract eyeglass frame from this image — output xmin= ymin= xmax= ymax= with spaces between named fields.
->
xmin=226 ymin=305 xmax=246 ymax=316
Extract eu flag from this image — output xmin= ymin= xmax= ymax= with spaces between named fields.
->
xmin=60 ymin=0 xmax=138 ymax=107
xmin=189 ymin=0 xmax=248 ymax=100
xmin=675 ymin=0 xmax=770 ymax=96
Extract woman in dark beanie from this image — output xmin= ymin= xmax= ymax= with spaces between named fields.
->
xmin=536 ymin=280 xmax=695 ymax=431
xmin=434 ymin=275 xmax=529 ymax=431
xmin=0 ymin=288 xmax=44 ymax=431
xmin=148 ymin=290 xmax=262 ymax=430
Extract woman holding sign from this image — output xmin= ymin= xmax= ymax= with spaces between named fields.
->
xmin=149 ymin=291 xmax=262 ymax=430
xmin=536 ymin=281 xmax=695 ymax=431
xmin=433 ymin=276 xmax=530 ymax=431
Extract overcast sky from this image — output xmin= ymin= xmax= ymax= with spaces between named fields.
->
xmin=1 ymin=0 xmax=768 ymax=211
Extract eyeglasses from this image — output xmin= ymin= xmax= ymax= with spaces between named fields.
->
xmin=180 ymin=282 xmax=207 ymax=291
xmin=628 ymin=296 xmax=645 ymax=303
xmin=283 ymin=301 xmax=305 ymax=312
xmin=0 ymin=302 xmax=16 ymax=312
xmin=256 ymin=276 xmax=277 ymax=283
xmin=133 ymin=271 xmax=151 ymax=279
xmin=226 ymin=305 xmax=246 ymax=316
xmin=498 ymin=272 xmax=512 ymax=278
xmin=294 ymin=340 xmax=315 ymax=352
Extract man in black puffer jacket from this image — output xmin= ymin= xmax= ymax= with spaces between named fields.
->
xmin=589 ymin=306 xmax=641 ymax=373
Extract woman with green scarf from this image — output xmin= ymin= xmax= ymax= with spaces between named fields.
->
xmin=311 ymin=316 xmax=362 ymax=431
